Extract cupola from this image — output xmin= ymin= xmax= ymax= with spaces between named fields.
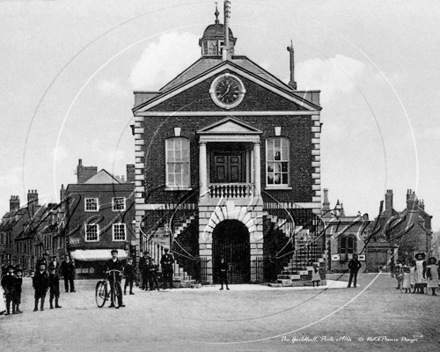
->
xmin=199 ymin=2 xmax=236 ymax=57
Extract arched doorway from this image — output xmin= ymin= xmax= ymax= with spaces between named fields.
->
xmin=212 ymin=219 xmax=250 ymax=284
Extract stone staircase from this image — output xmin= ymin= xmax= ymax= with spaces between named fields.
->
xmin=173 ymin=214 xmax=196 ymax=238
xmin=145 ymin=223 xmax=196 ymax=287
xmin=276 ymin=232 xmax=327 ymax=287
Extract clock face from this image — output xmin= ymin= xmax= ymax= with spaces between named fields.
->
xmin=215 ymin=77 xmax=240 ymax=104
xmin=210 ymin=74 xmax=245 ymax=109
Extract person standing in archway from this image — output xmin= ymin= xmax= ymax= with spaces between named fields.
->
xmin=219 ymin=257 xmax=230 ymax=291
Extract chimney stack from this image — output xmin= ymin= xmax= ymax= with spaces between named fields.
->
xmin=126 ymin=164 xmax=135 ymax=183
xmin=76 ymin=159 xmax=98 ymax=183
xmin=385 ymin=189 xmax=393 ymax=212
xmin=322 ymin=188 xmax=330 ymax=211
xmin=287 ymin=41 xmax=297 ymax=90
xmin=27 ymin=190 xmax=39 ymax=216
xmin=9 ymin=195 xmax=20 ymax=212
xmin=406 ymin=189 xmax=418 ymax=211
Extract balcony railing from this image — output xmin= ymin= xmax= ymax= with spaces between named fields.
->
xmin=208 ymin=183 xmax=253 ymax=198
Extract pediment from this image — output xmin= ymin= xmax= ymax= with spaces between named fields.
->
xmin=134 ymin=60 xmax=321 ymax=113
xmin=197 ymin=117 xmax=262 ymax=135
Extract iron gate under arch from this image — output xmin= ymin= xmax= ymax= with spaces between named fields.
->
xmin=212 ymin=219 xmax=250 ymax=284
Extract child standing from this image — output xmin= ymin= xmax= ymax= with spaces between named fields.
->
xmin=401 ymin=265 xmax=411 ymax=293
xmin=148 ymin=258 xmax=160 ymax=291
xmin=123 ymin=258 xmax=135 ymax=295
xmin=49 ymin=267 xmax=62 ymax=309
xmin=13 ymin=268 xmax=23 ymax=313
xmin=311 ymin=263 xmax=321 ymax=287
xmin=394 ymin=259 xmax=403 ymax=289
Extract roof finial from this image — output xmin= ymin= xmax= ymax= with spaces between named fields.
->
xmin=214 ymin=2 xmax=220 ymax=24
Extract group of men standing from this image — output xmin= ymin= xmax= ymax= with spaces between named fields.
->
xmin=32 ymin=254 xmax=76 ymax=312
xmin=139 ymin=248 xmax=174 ymax=290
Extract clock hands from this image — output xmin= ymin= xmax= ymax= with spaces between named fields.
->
xmin=219 ymin=83 xmax=231 ymax=99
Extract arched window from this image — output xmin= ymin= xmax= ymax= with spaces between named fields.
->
xmin=166 ymin=138 xmax=190 ymax=189
xmin=266 ymin=137 xmax=289 ymax=186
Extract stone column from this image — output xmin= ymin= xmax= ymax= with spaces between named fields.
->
xmin=253 ymin=142 xmax=261 ymax=196
xmin=199 ymin=142 xmax=208 ymax=197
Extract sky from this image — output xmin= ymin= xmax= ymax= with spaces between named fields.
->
xmin=0 ymin=0 xmax=439 ymax=230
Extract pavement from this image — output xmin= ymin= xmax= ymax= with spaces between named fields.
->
xmin=1 ymin=273 xmax=438 ymax=352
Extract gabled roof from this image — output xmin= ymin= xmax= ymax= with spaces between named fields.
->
xmin=197 ymin=116 xmax=263 ymax=135
xmin=160 ymin=56 xmax=292 ymax=93
xmin=134 ymin=57 xmax=321 ymax=112
xmin=83 ymin=169 xmax=121 ymax=184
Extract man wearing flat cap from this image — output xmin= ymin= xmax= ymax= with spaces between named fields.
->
xmin=106 ymin=249 xmax=125 ymax=307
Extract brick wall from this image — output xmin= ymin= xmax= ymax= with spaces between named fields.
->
xmin=141 ymin=114 xmax=313 ymax=204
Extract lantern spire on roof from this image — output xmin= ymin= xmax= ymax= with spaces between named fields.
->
xmin=214 ymin=2 xmax=220 ymax=24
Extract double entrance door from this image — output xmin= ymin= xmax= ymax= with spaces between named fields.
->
xmin=210 ymin=150 xmax=245 ymax=184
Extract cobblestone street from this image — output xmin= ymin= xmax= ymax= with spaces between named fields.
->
xmin=1 ymin=273 xmax=439 ymax=352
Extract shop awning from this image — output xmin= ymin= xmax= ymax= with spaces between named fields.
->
xmin=70 ymin=249 xmax=128 ymax=261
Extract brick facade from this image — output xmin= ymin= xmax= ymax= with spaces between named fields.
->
xmin=132 ymin=19 xmax=324 ymax=284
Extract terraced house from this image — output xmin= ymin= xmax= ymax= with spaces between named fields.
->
xmin=132 ymin=3 xmax=326 ymax=285
xmin=63 ymin=160 xmax=136 ymax=277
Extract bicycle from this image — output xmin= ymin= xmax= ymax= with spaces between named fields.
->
xmin=95 ymin=269 xmax=123 ymax=308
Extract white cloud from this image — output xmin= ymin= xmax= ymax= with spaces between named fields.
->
xmin=97 ymin=79 xmax=130 ymax=98
xmin=129 ymin=31 xmax=200 ymax=91
xmin=0 ymin=166 xmax=23 ymax=188
xmin=296 ymin=55 xmax=366 ymax=103
xmin=107 ymin=149 xmax=125 ymax=164
xmin=52 ymin=144 xmax=69 ymax=163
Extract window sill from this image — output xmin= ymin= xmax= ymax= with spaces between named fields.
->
xmin=165 ymin=187 xmax=193 ymax=192
xmin=264 ymin=186 xmax=292 ymax=191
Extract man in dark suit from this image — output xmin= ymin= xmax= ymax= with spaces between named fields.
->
xmin=60 ymin=255 xmax=75 ymax=293
xmin=139 ymin=251 xmax=149 ymax=290
xmin=33 ymin=262 xmax=50 ymax=311
xmin=218 ymin=257 xmax=230 ymax=290
xmin=347 ymin=254 xmax=362 ymax=288
xmin=160 ymin=248 xmax=174 ymax=289
xmin=123 ymin=257 xmax=136 ymax=295
xmin=106 ymin=249 xmax=125 ymax=308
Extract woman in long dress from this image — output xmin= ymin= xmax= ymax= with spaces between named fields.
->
xmin=415 ymin=253 xmax=427 ymax=294
xmin=426 ymin=257 xmax=439 ymax=296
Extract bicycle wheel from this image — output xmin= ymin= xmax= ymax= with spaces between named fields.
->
xmin=95 ymin=281 xmax=107 ymax=308
xmin=113 ymin=281 xmax=123 ymax=309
